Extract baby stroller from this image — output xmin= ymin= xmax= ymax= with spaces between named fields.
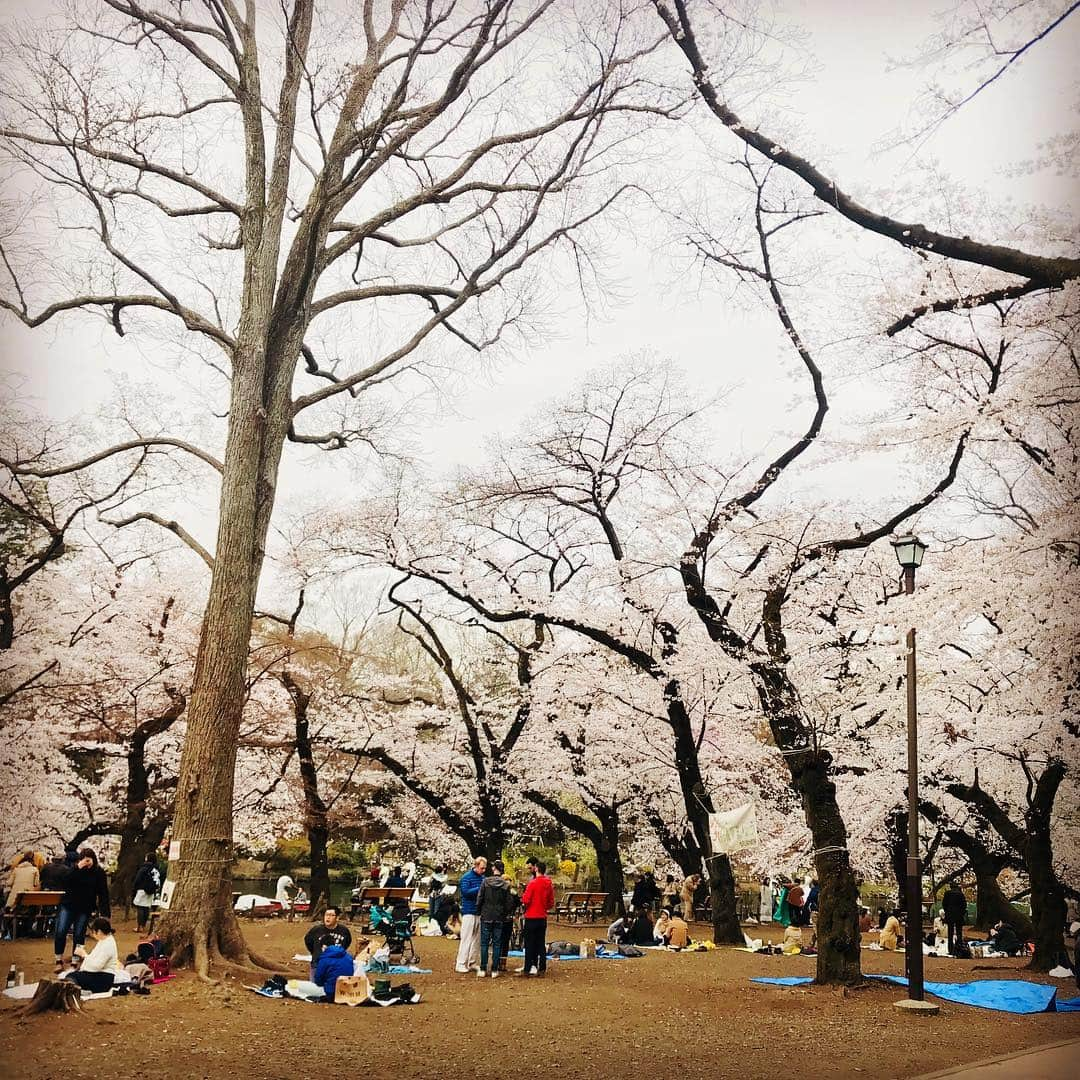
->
xmin=368 ymin=898 xmax=420 ymax=965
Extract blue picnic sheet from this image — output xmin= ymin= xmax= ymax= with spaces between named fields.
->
xmin=752 ymin=975 xmax=1079 ymax=1014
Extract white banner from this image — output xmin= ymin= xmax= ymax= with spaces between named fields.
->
xmin=709 ymin=802 xmax=758 ymax=854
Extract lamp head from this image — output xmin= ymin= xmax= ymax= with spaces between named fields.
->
xmin=891 ymin=533 xmax=927 ymax=570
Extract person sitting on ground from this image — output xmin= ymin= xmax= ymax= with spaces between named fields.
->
xmin=313 ymin=942 xmax=354 ymax=1002
xmin=988 ymin=919 xmax=1023 ymax=957
xmin=66 ymin=917 xmax=121 ymax=994
xmin=607 ymin=915 xmax=629 ymax=944
xmin=879 ymin=910 xmax=903 ymax=950
xmin=4 ymin=850 xmax=40 ymax=908
xmin=653 ymin=909 xmax=672 ymax=944
xmin=858 ymin=907 xmax=872 ymax=934
xmin=304 ymin=906 xmax=352 ymax=972
xmin=432 ymin=889 xmax=460 ymax=935
xmin=384 ymin=865 xmax=407 ymax=888
xmin=781 ymin=923 xmax=803 ymax=955
xmin=626 ymin=906 xmax=656 ymax=946
xmin=666 ymin=913 xmax=691 ymax=950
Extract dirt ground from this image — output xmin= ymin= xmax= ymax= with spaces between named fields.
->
xmin=1 ymin=916 xmax=1078 ymax=1080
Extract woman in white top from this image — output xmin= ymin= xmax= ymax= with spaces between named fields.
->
xmin=66 ymin=917 xmax=120 ymax=993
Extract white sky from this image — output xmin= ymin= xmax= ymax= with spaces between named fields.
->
xmin=2 ymin=0 xmax=1077 ymax=605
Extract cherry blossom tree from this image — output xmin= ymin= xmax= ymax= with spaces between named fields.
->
xmin=0 ymin=0 xmax=676 ymax=973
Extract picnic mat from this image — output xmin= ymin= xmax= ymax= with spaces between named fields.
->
xmin=752 ymin=975 xmax=1080 ymax=1014
xmin=244 ymin=984 xmax=421 ymax=1006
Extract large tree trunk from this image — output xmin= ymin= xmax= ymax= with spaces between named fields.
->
xmin=751 ymin=656 xmax=861 ymax=985
xmin=1027 ymin=807 xmax=1066 ymax=971
xmin=667 ymin=689 xmax=741 ymax=944
xmin=594 ymin=806 xmax=626 ymax=916
xmin=797 ymin=752 xmax=861 ymax=984
xmin=156 ymin=357 xmax=291 ymax=975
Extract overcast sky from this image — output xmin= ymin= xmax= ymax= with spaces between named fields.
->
xmin=2 ymin=0 xmax=1076 ymax=602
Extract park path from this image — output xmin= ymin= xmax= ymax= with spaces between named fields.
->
xmin=914 ymin=1037 xmax=1080 ymax=1079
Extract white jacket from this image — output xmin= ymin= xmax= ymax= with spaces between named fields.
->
xmin=81 ymin=934 xmax=121 ymax=974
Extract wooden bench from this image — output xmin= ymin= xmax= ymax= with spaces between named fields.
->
xmin=554 ymin=892 xmax=609 ymax=924
xmin=2 ymin=891 xmax=64 ymax=939
xmin=349 ymin=886 xmax=414 ymax=920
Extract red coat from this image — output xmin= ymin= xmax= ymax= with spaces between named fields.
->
xmin=521 ymin=874 xmax=555 ymax=919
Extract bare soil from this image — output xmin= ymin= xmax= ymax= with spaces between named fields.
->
xmin=1 ymin=917 xmax=1077 ymax=1079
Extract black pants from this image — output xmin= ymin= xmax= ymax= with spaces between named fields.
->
xmin=947 ymin=920 xmax=964 ymax=954
xmin=67 ymin=971 xmax=115 ymax=993
xmin=523 ymin=918 xmax=547 ymax=973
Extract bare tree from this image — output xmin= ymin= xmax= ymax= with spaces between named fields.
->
xmin=0 ymin=1 xmax=670 ymax=974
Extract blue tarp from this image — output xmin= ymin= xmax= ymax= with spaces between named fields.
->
xmin=751 ymin=975 xmax=1078 ymax=1014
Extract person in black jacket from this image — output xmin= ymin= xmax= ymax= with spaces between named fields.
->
xmin=942 ymin=884 xmax=967 ymax=956
xmin=40 ymin=854 xmax=72 ymax=892
xmin=131 ymin=853 xmax=162 ymax=931
xmin=631 ymin=872 xmax=660 ymax=913
xmin=53 ymin=849 xmax=110 ymax=974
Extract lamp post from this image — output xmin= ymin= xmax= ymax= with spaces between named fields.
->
xmin=891 ymin=534 xmax=938 ymax=1015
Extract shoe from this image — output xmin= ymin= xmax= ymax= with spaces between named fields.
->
xmin=455 ymin=966 xmax=470 ymax=974
xmin=477 ymin=970 xmax=486 ymax=978
xmin=528 ymin=967 xmax=538 ymax=975
xmin=491 ymin=971 xmax=499 ymax=979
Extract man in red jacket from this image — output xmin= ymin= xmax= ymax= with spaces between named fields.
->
xmin=519 ymin=859 xmax=555 ymax=976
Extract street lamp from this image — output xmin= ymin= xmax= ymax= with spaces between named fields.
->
xmin=890 ymin=533 xmax=939 ymax=1015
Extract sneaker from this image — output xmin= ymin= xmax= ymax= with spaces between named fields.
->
xmin=528 ymin=967 xmax=538 ymax=975
xmin=477 ymin=970 xmax=486 ymax=978
xmin=490 ymin=971 xmax=499 ymax=979
xmin=455 ymin=966 xmax=470 ymax=973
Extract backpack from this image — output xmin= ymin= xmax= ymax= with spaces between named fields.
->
xmin=618 ymin=944 xmax=644 ymax=958
xmin=953 ymin=942 xmax=972 ymax=960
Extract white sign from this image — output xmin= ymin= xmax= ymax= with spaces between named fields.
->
xmin=159 ymin=879 xmax=176 ymax=911
xmin=167 ymin=840 xmax=181 ymax=861
xmin=709 ymin=802 xmax=759 ymax=854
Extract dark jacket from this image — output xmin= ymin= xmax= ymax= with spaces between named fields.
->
xmin=627 ymin=912 xmax=656 ymax=946
xmin=942 ymin=887 xmax=966 ymax=924
xmin=631 ymin=875 xmax=659 ymax=911
xmin=40 ymin=860 xmax=71 ymax=892
xmin=304 ymin=923 xmax=352 ymax=963
xmin=61 ymin=864 xmax=110 ymax=917
xmin=459 ymin=868 xmax=484 ymax=916
xmin=313 ymin=945 xmax=353 ymax=1001
xmin=476 ymin=874 xmax=514 ymax=923
xmin=132 ymin=862 xmax=162 ymax=900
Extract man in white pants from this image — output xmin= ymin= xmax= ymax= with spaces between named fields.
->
xmin=455 ymin=856 xmax=487 ymax=973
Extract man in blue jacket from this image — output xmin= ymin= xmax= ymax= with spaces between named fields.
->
xmin=313 ymin=943 xmax=354 ymax=1002
xmin=454 ymin=856 xmax=488 ymax=974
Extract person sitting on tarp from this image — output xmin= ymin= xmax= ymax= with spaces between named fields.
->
xmin=665 ymin=913 xmax=691 ymax=950
xmin=626 ymin=906 xmax=656 ymax=946
xmin=606 ymin=915 xmax=629 ymax=944
xmin=314 ymin=943 xmax=354 ymax=1003
xmin=988 ymin=919 xmax=1023 ymax=957
xmin=653 ymin=909 xmax=672 ymax=944
xmin=879 ymin=910 xmax=903 ymax=950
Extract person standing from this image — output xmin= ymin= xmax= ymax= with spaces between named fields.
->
xmin=520 ymin=859 xmax=555 ymax=977
xmin=476 ymin=859 xmax=513 ymax=978
xmin=454 ymin=856 xmax=487 ymax=974
xmin=131 ymin=852 xmax=162 ymax=932
xmin=679 ymin=874 xmax=701 ymax=922
xmin=3 ymin=851 xmax=40 ymax=908
xmin=53 ymin=849 xmax=110 ymax=974
xmin=942 ymin=884 xmax=967 ymax=956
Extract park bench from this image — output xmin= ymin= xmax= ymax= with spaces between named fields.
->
xmin=554 ymin=891 xmax=609 ymax=924
xmin=349 ymin=886 xmax=415 ymax=920
xmin=2 ymin=890 xmax=64 ymax=939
